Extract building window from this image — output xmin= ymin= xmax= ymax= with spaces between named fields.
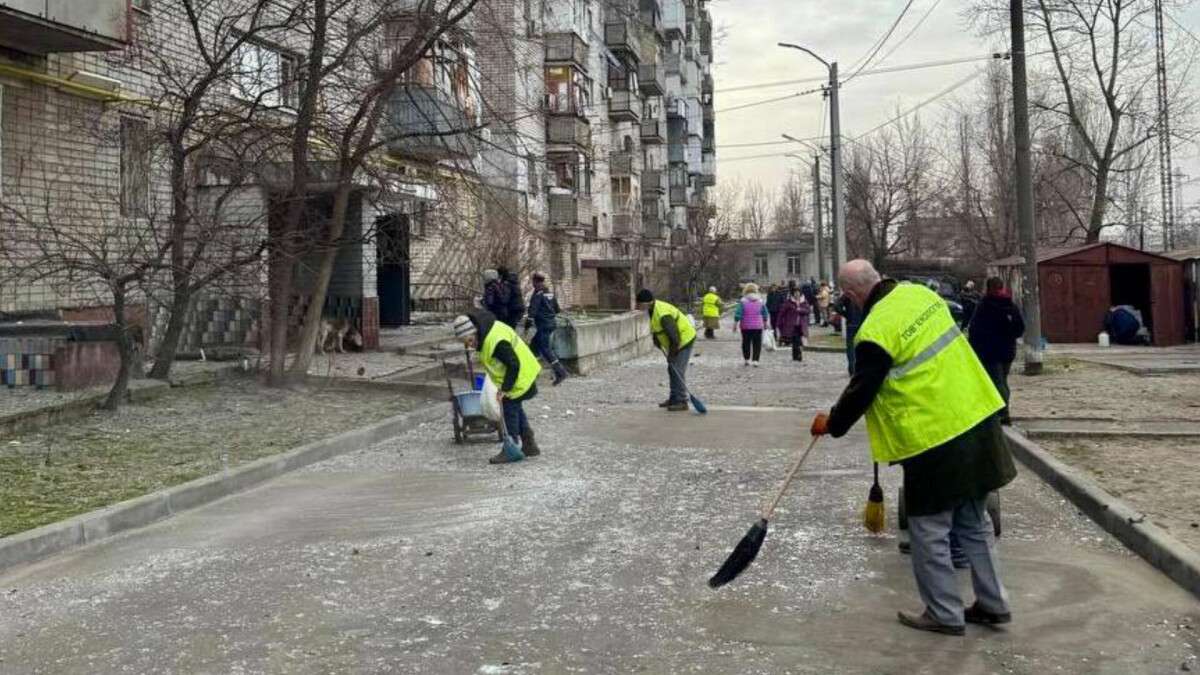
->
xmin=232 ymin=39 xmax=299 ymax=109
xmin=787 ymin=253 xmax=803 ymax=276
xmin=753 ymin=253 xmax=769 ymax=278
xmin=120 ymin=117 xmax=151 ymax=218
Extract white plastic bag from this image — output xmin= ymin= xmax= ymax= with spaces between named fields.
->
xmin=763 ymin=331 xmax=777 ymax=352
xmin=480 ymin=376 xmax=502 ymax=423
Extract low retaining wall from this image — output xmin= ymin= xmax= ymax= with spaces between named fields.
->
xmin=553 ymin=311 xmax=653 ymax=376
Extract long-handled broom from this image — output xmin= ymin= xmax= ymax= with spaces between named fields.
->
xmin=708 ymin=434 xmax=822 ymax=588
xmin=863 ymin=462 xmax=885 ymax=533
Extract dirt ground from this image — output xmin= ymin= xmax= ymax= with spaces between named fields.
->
xmin=0 ymin=377 xmax=432 ymax=537
xmin=1010 ymin=359 xmax=1200 ymax=552
xmin=1041 ymin=437 xmax=1200 ymax=551
xmin=1008 ymin=359 xmax=1200 ymax=421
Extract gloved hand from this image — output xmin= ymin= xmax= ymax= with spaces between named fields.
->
xmin=810 ymin=412 xmax=830 ymax=437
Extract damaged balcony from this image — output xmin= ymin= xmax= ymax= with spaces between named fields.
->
xmin=611 ymin=151 xmax=642 ymax=178
xmin=546 ymin=115 xmax=591 ymax=149
xmin=638 ymin=64 xmax=665 ymax=96
xmin=640 ymin=120 xmax=666 ymax=144
xmin=545 ymin=32 xmax=589 ymax=72
xmin=387 ymin=84 xmax=478 ymax=160
xmin=608 ymin=90 xmax=641 ymax=123
xmin=548 ymin=193 xmax=593 ymax=234
xmin=0 ymin=0 xmax=128 ymax=54
xmin=604 ymin=20 xmax=641 ymax=63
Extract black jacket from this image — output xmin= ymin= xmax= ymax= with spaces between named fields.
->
xmin=827 ymin=280 xmax=1017 ymax=516
xmin=526 ymin=287 xmax=560 ymax=330
xmin=482 ymin=281 xmax=511 ymax=324
xmin=968 ymin=294 xmax=1025 ymax=364
xmin=505 ymin=274 xmax=525 ymax=325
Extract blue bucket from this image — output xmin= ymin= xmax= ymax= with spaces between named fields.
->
xmin=474 ymin=374 xmax=485 ymax=391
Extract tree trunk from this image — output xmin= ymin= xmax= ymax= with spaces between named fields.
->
xmin=267 ymin=240 xmax=296 ymax=384
xmin=290 ymin=185 xmax=352 ymax=375
xmin=147 ymin=284 xmax=193 ymax=379
xmin=1086 ymin=165 xmax=1110 ymax=243
xmin=102 ymin=284 xmax=135 ymax=411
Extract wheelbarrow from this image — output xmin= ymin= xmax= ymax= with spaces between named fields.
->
xmin=444 ymin=350 xmax=503 ymax=445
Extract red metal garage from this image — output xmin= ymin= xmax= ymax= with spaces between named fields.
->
xmin=989 ymin=243 xmax=1186 ymax=346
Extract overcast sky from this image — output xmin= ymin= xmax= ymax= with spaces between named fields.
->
xmin=708 ymin=0 xmax=1200 ymax=211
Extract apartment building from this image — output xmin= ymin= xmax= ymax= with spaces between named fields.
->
xmin=475 ymin=0 xmax=716 ymax=309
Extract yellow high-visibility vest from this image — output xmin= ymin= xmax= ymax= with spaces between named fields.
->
xmin=649 ymin=299 xmax=697 ymax=352
xmin=702 ymin=292 xmax=721 ymax=318
xmin=481 ymin=321 xmax=542 ymax=398
xmin=854 ymin=283 xmax=1003 ymax=463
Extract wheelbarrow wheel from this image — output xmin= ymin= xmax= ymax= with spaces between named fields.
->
xmin=897 ymin=486 xmax=907 ymax=531
xmin=986 ymin=491 xmax=1002 ymax=538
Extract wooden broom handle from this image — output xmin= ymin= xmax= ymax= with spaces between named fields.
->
xmin=761 ymin=435 xmax=822 ymax=521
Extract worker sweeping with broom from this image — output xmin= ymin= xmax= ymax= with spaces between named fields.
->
xmin=811 ymin=260 xmax=1017 ymax=636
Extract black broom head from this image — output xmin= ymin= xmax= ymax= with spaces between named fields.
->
xmin=708 ymin=518 xmax=769 ymax=588
xmin=868 ymin=481 xmax=884 ymax=503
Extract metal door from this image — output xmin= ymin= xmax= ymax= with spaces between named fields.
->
xmin=376 ymin=214 xmax=411 ymax=327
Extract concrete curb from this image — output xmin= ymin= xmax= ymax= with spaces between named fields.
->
xmin=1004 ymin=427 xmax=1200 ymax=600
xmin=0 ymin=401 xmax=447 ymax=574
xmin=1023 ymin=429 xmax=1200 ymax=440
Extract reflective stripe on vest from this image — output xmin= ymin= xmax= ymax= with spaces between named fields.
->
xmin=481 ymin=321 xmax=542 ymax=398
xmin=854 ymin=283 xmax=1003 ymax=464
xmin=650 ymin=300 xmax=697 ymax=351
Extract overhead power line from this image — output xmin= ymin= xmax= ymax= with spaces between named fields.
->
xmin=716 ymin=52 xmax=1007 ymax=94
xmin=852 ymin=68 xmax=986 ymax=140
xmin=875 ymin=0 xmax=944 ymax=68
xmin=715 ymin=86 xmax=825 ymax=114
xmin=843 ymin=0 xmax=918 ymax=85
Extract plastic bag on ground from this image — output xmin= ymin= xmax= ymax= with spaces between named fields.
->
xmin=480 ymin=376 xmax=502 ymax=422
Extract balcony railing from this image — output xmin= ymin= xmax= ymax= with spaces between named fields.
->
xmin=612 ymin=212 xmax=639 ymax=237
xmin=670 ymin=228 xmax=689 ymax=246
xmin=664 ymin=52 xmax=682 ymax=76
xmin=548 ymin=193 xmax=593 ymax=232
xmin=640 ymin=120 xmax=666 ymax=144
xmin=546 ymin=115 xmax=591 ymax=149
xmin=638 ymin=64 xmax=665 ymax=96
xmin=611 ymin=151 xmax=642 ymax=177
xmin=668 ymin=142 xmax=685 ymax=164
xmin=669 ymin=185 xmax=687 ymax=206
xmin=642 ymin=169 xmax=667 ymax=193
xmin=387 ymin=84 xmax=477 ymax=160
xmin=642 ymin=212 xmax=667 ymax=240
xmin=604 ymin=20 xmax=640 ymax=62
xmin=0 ymin=0 xmax=128 ymax=54
xmin=608 ymin=90 xmax=640 ymax=123
xmin=545 ymin=32 xmax=588 ymax=71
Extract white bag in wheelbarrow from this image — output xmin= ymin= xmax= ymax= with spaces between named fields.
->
xmin=480 ymin=376 xmax=502 ymax=422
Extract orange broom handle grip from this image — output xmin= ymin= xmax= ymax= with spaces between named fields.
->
xmin=761 ymin=434 xmax=822 ymax=520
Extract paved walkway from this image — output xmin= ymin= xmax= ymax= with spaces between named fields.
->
xmin=1 ymin=321 xmax=1197 ymax=674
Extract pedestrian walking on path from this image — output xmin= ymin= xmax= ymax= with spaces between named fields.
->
xmin=776 ymin=287 xmax=811 ymax=362
xmin=637 ymin=289 xmax=696 ymax=412
xmin=765 ymin=283 xmax=785 ymax=340
xmin=481 ymin=269 xmax=511 ymax=325
xmin=967 ymin=277 xmax=1025 ymax=425
xmin=701 ymin=287 xmax=722 ymax=339
xmin=811 ymin=260 xmax=1016 ymax=636
xmin=524 ymin=272 xmax=569 ymax=386
xmin=833 ymin=291 xmax=864 ymax=375
xmin=734 ymin=283 xmax=770 ymax=367
xmin=453 ymin=311 xmax=542 ymax=464
xmin=817 ymin=281 xmax=832 ymax=327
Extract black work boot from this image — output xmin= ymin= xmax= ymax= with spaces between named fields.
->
xmin=658 ymin=399 xmax=672 ymax=408
xmin=551 ymin=362 xmax=568 ymax=386
xmin=964 ymin=603 xmax=1012 ymax=625
xmin=667 ymin=401 xmax=689 ymax=412
xmin=521 ymin=428 xmax=541 ymax=457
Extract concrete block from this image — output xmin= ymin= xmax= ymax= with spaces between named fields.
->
xmin=80 ymin=493 xmax=171 ymax=543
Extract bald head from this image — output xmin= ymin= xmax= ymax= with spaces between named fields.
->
xmin=838 ymin=259 xmax=882 ymax=309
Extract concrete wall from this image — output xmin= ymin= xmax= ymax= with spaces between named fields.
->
xmin=551 ymin=310 xmax=652 ymax=375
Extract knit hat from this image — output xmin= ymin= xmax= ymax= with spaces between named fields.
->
xmin=482 ymin=269 xmax=499 ymax=282
xmin=451 ymin=315 xmax=475 ymax=339
xmin=635 ymin=289 xmax=654 ymax=303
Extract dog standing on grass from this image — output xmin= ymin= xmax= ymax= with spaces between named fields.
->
xmin=316 ymin=318 xmax=364 ymax=354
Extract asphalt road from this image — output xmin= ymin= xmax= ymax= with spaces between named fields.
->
xmin=1 ymin=324 xmax=1197 ymax=674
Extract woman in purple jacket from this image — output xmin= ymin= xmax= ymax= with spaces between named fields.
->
xmin=734 ymin=283 xmax=771 ymax=367
xmin=777 ymin=287 xmax=812 ymax=362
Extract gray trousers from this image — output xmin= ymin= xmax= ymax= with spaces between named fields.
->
xmin=908 ymin=497 xmax=1010 ymax=627
xmin=666 ymin=343 xmax=693 ymax=403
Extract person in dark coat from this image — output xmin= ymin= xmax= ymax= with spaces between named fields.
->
xmin=776 ymin=287 xmax=811 ymax=361
xmin=802 ymin=279 xmax=818 ymax=325
xmin=813 ymin=260 xmax=1016 ymax=636
xmin=481 ymin=269 xmax=511 ymax=325
xmin=500 ymin=267 xmax=525 ymax=328
xmin=833 ymin=291 xmax=864 ymax=375
xmin=765 ymin=284 xmax=784 ymax=340
xmin=524 ymin=272 xmax=569 ymax=385
xmin=968 ymin=277 xmax=1025 ymax=425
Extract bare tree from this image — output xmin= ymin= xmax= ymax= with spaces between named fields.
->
xmin=771 ymin=169 xmax=811 ymax=239
xmin=738 ymin=180 xmax=773 ymax=239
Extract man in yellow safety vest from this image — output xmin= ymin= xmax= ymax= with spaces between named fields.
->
xmin=701 ymin=287 xmax=721 ymax=339
xmin=636 ymin=289 xmax=696 ymax=412
xmin=811 ymin=260 xmax=1017 ymax=636
xmin=454 ymin=311 xmax=542 ymax=464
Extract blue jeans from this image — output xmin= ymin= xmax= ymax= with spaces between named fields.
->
xmin=502 ymin=394 xmax=531 ymax=443
xmin=845 ymin=326 xmax=858 ymax=375
xmin=667 ymin=342 xmax=693 ymax=403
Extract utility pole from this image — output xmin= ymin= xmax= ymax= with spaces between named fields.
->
xmin=813 ymin=154 xmax=825 ymax=281
xmin=828 ymin=63 xmax=847 ymax=272
xmin=1173 ymin=171 xmax=1187 ymax=251
xmin=1011 ymin=0 xmax=1043 ymax=375
xmin=1153 ymin=0 xmax=1175 ymax=252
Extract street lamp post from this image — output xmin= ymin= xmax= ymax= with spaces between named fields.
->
xmin=779 ymin=42 xmax=846 ymax=274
